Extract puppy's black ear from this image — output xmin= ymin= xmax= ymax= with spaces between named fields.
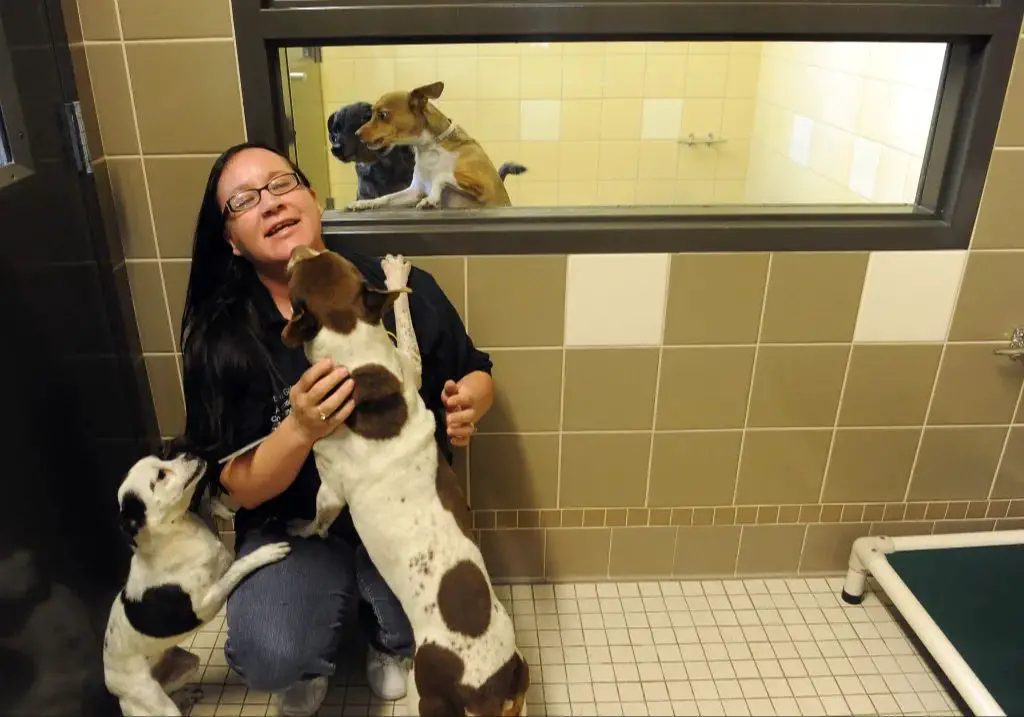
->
xmin=281 ymin=300 xmax=321 ymax=347
xmin=119 ymin=491 xmax=147 ymax=549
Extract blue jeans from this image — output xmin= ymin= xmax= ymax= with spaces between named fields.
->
xmin=223 ymin=524 xmax=415 ymax=692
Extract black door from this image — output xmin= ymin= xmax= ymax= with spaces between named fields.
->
xmin=0 ymin=2 xmax=155 ymax=715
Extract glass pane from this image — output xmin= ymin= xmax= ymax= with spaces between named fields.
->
xmin=285 ymin=39 xmax=947 ymax=212
xmin=0 ymin=106 xmax=11 ymax=167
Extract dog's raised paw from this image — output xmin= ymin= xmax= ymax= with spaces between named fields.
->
xmin=252 ymin=541 xmax=292 ymax=564
xmin=381 ymin=254 xmax=411 ymax=291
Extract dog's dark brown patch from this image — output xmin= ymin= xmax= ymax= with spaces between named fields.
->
xmin=414 ymin=643 xmax=531 ymax=717
xmin=414 ymin=643 xmax=465 ymax=716
xmin=344 ymin=364 xmax=407 ymax=440
xmin=437 ymin=559 xmax=491 ymax=638
xmin=435 ymin=447 xmax=473 ymax=541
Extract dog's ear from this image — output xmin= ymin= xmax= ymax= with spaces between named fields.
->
xmin=361 ymin=283 xmax=410 ymax=325
xmin=118 ymin=491 xmax=147 ymax=549
xmin=409 ymin=81 xmax=444 ymax=112
xmin=281 ymin=300 xmax=321 ymax=348
xmin=353 ymin=102 xmax=373 ymax=127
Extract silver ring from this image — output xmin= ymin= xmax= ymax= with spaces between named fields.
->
xmin=318 ymin=409 xmax=327 ymax=422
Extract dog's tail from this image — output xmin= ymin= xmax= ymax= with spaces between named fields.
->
xmin=498 ymin=162 xmax=528 ymax=181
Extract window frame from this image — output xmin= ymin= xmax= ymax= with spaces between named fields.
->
xmin=231 ymin=0 xmax=1022 ymax=256
xmin=0 ymin=8 xmax=35 ymax=189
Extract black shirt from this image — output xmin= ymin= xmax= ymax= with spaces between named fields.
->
xmin=224 ymin=246 xmax=492 ymax=539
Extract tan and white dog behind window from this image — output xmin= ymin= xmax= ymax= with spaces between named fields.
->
xmin=281 ymin=245 xmax=530 ymax=717
xmin=346 ymin=81 xmax=514 ymax=211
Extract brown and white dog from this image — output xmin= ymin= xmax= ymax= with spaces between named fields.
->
xmin=346 ymin=81 xmax=514 ymax=212
xmin=280 ymin=245 xmax=529 ymax=716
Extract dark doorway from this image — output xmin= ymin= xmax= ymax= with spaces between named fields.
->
xmin=0 ymin=1 xmax=156 ymax=715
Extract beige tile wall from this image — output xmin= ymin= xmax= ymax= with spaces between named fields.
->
xmin=68 ymin=0 xmax=1024 ymax=581
xmin=746 ymin=42 xmax=946 ymax=205
xmin=318 ymin=41 xmax=761 ymax=207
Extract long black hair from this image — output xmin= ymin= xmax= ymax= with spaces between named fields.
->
xmin=178 ymin=141 xmax=312 ymax=462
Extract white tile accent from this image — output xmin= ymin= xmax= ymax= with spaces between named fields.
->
xmin=788 ymin=114 xmax=813 ymax=167
xmin=641 ymin=99 xmax=685 ymax=141
xmin=520 ymin=99 xmax=562 ymax=141
xmin=848 ymin=137 xmax=882 ymax=199
xmin=564 ymin=253 xmax=670 ymax=346
xmin=853 ymin=250 xmax=967 ymax=343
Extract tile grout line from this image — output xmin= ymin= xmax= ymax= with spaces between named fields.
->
xmin=987 ymin=378 xmax=1024 ymax=501
xmin=225 ymin=0 xmax=248 ymax=143
xmin=82 ymin=37 xmax=235 ymax=45
xmin=556 ymin=257 xmax=569 ymax=513
xmin=732 ymin=524 xmax=746 ymax=577
xmin=109 ymin=413 xmax=1024 ymax=433
xmin=553 ymin=257 xmax=571 ymax=580
xmin=104 ymin=153 xmax=222 ymax=160
xmin=110 ymin=0 xmax=182 ymax=396
xmin=730 ymin=253 xmax=772 ymax=508
xmin=643 ymin=255 xmax=673 ymax=508
xmin=816 ymin=334 xmax=857 ymax=505
xmin=902 ymin=251 xmax=970 ymax=510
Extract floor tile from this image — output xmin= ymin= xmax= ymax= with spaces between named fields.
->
xmin=179 ymin=577 xmax=964 ymax=717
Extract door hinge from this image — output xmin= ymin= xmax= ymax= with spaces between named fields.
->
xmin=63 ymin=100 xmax=93 ymax=175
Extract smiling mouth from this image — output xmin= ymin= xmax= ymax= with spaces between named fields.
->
xmin=266 ymin=218 xmax=299 ymax=238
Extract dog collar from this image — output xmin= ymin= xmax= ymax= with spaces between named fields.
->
xmin=435 ymin=121 xmax=458 ymax=142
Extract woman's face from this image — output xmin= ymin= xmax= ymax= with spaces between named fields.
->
xmin=217 ymin=147 xmax=324 ymax=271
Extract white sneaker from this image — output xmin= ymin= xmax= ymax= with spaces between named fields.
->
xmin=366 ymin=645 xmax=410 ymax=701
xmin=274 ymin=675 xmax=328 ymax=716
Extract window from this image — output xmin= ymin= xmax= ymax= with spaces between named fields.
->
xmin=0 ymin=9 xmax=31 ymax=188
xmin=0 ymin=108 xmax=12 ymax=167
xmin=231 ymin=0 xmax=1023 ymax=255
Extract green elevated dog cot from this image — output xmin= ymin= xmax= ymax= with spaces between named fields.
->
xmin=841 ymin=530 xmax=1024 ymax=717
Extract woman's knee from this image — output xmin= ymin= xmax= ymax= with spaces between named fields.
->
xmin=224 ymin=621 xmax=313 ymax=692
xmin=223 ymin=532 xmax=359 ymax=691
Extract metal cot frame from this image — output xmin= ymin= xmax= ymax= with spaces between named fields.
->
xmin=840 ymin=529 xmax=1024 ymax=717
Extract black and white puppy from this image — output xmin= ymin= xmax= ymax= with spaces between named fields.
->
xmin=327 ymin=100 xmax=527 ymax=201
xmin=102 ymin=452 xmax=289 ymax=716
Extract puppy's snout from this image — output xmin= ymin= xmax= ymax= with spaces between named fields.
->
xmin=355 ymin=122 xmax=372 ymax=141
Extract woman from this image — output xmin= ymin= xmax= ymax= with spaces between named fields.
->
xmin=178 ymin=141 xmax=494 ymax=716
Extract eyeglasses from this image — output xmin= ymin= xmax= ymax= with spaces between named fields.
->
xmin=224 ymin=172 xmax=303 ymax=216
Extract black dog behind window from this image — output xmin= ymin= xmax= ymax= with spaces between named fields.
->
xmin=327 ymin=101 xmax=527 ymax=202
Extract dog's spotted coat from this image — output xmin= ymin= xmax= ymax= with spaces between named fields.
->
xmin=281 ymin=246 xmax=530 ymax=716
xmin=102 ymin=454 xmax=289 ymax=716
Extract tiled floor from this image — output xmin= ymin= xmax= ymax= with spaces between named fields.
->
xmin=180 ymin=576 xmax=965 ymax=717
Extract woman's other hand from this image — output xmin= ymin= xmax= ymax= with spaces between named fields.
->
xmin=442 ymin=379 xmax=480 ymax=447
xmin=287 ymin=358 xmax=355 ymax=444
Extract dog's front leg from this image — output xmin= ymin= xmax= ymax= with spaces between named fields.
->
xmin=108 ymin=659 xmax=184 ymax=716
xmin=415 ymin=174 xmax=457 ymax=210
xmin=194 ymin=542 xmax=290 ymax=622
xmin=348 ymin=185 xmax=424 ymax=212
xmin=381 ymin=254 xmax=422 ymax=390
xmin=287 ymin=480 xmax=345 ymax=539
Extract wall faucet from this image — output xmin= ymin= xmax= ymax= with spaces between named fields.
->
xmin=993 ymin=326 xmax=1024 ymax=363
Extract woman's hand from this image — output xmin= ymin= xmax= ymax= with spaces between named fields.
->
xmin=441 ymin=371 xmax=494 ymax=447
xmin=287 ymin=358 xmax=355 ymax=444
